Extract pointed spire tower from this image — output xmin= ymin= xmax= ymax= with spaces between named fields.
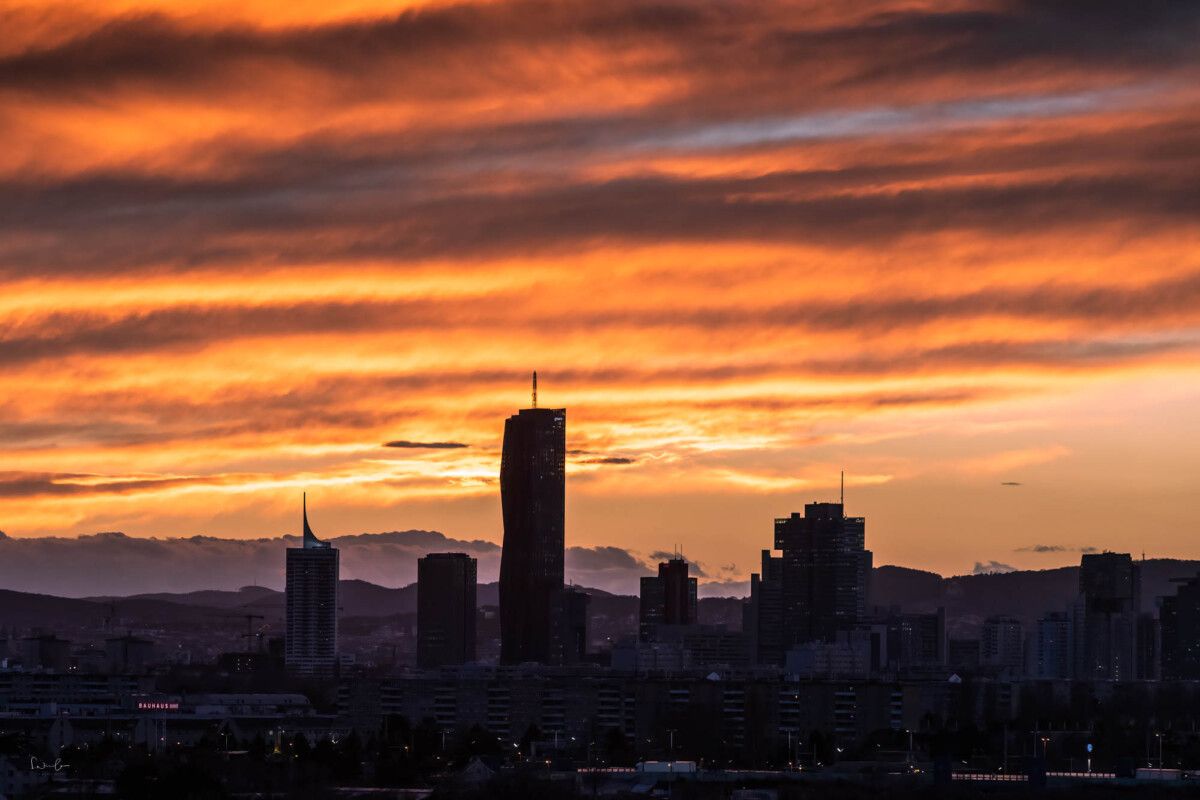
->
xmin=286 ymin=492 xmax=339 ymax=675
xmin=302 ymin=492 xmax=329 ymax=549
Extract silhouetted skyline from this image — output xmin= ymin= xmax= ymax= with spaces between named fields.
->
xmin=2 ymin=3 xmax=1199 ymax=581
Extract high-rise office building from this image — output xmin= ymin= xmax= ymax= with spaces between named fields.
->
xmin=417 ymin=553 xmax=477 ymax=669
xmin=981 ymin=615 xmax=1024 ymax=672
xmin=1073 ymin=552 xmax=1139 ymax=681
xmin=285 ymin=495 xmax=339 ymax=676
xmin=774 ymin=502 xmax=872 ymax=646
xmin=1160 ymin=573 xmax=1200 ymax=680
xmin=744 ymin=550 xmax=784 ymax=665
xmin=498 ymin=374 xmax=566 ymax=664
xmin=639 ymin=556 xmax=698 ymax=640
xmin=639 ymin=575 xmax=664 ymax=639
xmin=744 ymin=499 xmax=871 ymax=669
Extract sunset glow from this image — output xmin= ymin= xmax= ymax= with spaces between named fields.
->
xmin=2 ymin=0 xmax=1199 ymax=582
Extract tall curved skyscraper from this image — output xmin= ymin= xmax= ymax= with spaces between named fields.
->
xmin=498 ymin=384 xmax=566 ymax=665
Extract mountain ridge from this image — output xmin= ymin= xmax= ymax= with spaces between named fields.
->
xmin=0 ymin=559 xmax=1193 ymax=640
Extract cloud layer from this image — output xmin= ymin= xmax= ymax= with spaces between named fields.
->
xmin=1 ymin=0 xmax=1199 ymax=578
xmin=0 ymin=528 xmax=702 ymax=597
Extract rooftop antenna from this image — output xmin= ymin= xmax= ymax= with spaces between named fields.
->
xmin=532 ymin=371 xmax=538 ymax=409
xmin=840 ymin=470 xmax=844 ymax=505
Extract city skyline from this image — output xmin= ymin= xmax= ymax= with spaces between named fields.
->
xmin=3 ymin=2 xmax=1200 ymax=794
xmin=2 ymin=2 xmax=1200 ymax=581
xmin=0 ymin=373 xmax=1192 ymax=593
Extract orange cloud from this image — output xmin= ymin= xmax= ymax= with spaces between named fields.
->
xmin=0 ymin=0 xmax=1197 ymax=578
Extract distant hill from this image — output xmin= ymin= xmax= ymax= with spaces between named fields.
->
xmin=0 ymin=589 xmax=232 ymax=630
xmin=868 ymin=559 xmax=1200 ymax=634
xmin=10 ymin=559 xmax=1200 ymax=640
xmin=869 ymin=565 xmax=945 ymax=609
xmin=86 ymin=585 xmax=277 ymax=609
xmin=0 ymin=589 xmax=108 ymax=629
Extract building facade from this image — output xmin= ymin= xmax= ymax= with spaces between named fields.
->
xmin=1160 ymin=573 xmax=1200 ymax=679
xmin=1074 ymin=552 xmax=1139 ymax=681
xmin=417 ymin=553 xmax=477 ymax=669
xmin=775 ymin=503 xmax=872 ymax=647
xmin=981 ymin=615 xmax=1025 ymax=672
xmin=1035 ymin=611 xmax=1072 ymax=679
xmin=498 ymin=389 xmax=567 ymax=665
xmin=285 ymin=495 xmax=339 ymax=676
xmin=639 ymin=557 xmax=698 ymax=640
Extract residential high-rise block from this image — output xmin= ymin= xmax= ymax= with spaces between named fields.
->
xmin=285 ymin=495 xmax=339 ymax=676
xmin=498 ymin=375 xmax=567 ymax=664
xmin=981 ymin=615 xmax=1024 ymax=672
xmin=1160 ymin=573 xmax=1200 ymax=680
xmin=417 ymin=553 xmax=477 ymax=669
xmin=893 ymin=609 xmax=945 ymax=668
xmin=1073 ymin=552 xmax=1139 ymax=681
xmin=1035 ymin=611 xmax=1072 ymax=679
xmin=21 ymin=635 xmax=71 ymax=672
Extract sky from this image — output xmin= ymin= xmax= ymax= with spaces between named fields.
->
xmin=1 ymin=0 xmax=1199 ymax=592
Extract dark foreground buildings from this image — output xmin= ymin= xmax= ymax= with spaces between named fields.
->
xmin=499 ymin=375 xmax=568 ymax=664
xmin=417 ymin=553 xmax=477 ymax=668
xmin=285 ymin=495 xmax=339 ymax=676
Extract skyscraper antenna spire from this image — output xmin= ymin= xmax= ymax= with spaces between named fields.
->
xmin=840 ymin=471 xmax=844 ymax=505
xmin=532 ymin=371 xmax=538 ymax=408
xmin=302 ymin=491 xmax=327 ymax=548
